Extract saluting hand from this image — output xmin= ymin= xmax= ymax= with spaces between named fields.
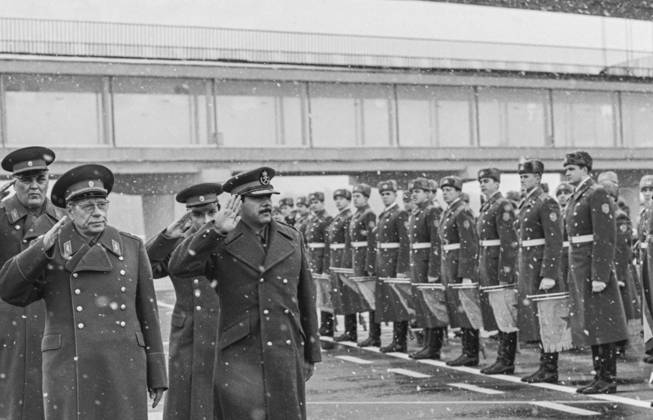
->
xmin=150 ymin=388 xmax=165 ymax=408
xmin=213 ymin=195 xmax=242 ymax=235
xmin=42 ymin=216 xmax=67 ymax=250
xmin=164 ymin=212 xmax=194 ymax=238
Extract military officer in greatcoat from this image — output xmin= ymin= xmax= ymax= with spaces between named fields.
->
xmin=556 ymin=182 xmax=574 ymax=288
xmin=564 ymin=152 xmax=627 ymax=394
xmin=439 ymin=176 xmax=480 ymax=367
xmin=146 ymin=183 xmax=222 ymax=420
xmin=374 ymin=180 xmax=411 ymax=353
xmin=294 ymin=196 xmax=310 ymax=237
xmin=305 ymin=192 xmax=333 ymax=345
xmin=0 ymin=147 xmax=60 ymax=420
xmin=168 ymin=167 xmax=320 ymax=420
xmin=329 ymin=188 xmax=356 ymax=342
xmin=0 ymin=164 xmax=168 ymax=420
xmin=406 ymin=177 xmax=444 ymax=359
xmin=476 ymin=168 xmax=519 ymax=375
xmin=516 ymin=159 xmax=563 ymax=384
xmin=641 ymin=175 xmax=653 ymax=363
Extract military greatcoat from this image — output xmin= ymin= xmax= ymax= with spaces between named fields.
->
xmin=328 ymin=208 xmax=353 ymax=269
xmin=0 ymin=196 xmax=59 ymax=420
xmin=146 ymin=230 xmax=220 ymax=420
xmin=349 ymin=205 xmax=376 ymax=277
xmin=439 ymin=198 xmax=478 ymax=328
xmin=304 ymin=209 xmax=332 ymax=274
xmin=565 ymin=178 xmax=627 ymax=346
xmin=0 ymin=222 xmax=168 ymax=420
xmin=615 ymin=208 xmax=639 ymax=322
xmin=168 ymin=220 xmax=321 ymax=420
xmin=516 ymin=186 xmax=563 ymax=343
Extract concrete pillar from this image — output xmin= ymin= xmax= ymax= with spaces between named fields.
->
xmin=142 ymin=194 xmax=175 ymax=240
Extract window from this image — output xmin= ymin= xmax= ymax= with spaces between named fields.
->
xmin=396 ymin=85 xmax=474 ymax=147
xmin=552 ymin=90 xmax=617 ymax=147
xmin=113 ymin=77 xmax=213 ymax=146
xmin=216 ymin=81 xmax=305 ymax=147
xmin=3 ymin=74 xmax=105 ymax=146
xmin=477 ymin=87 xmax=549 ymax=147
xmin=309 ymin=83 xmax=394 ymax=147
xmin=621 ymin=92 xmax=653 ymax=147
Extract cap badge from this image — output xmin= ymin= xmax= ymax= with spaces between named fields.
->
xmin=260 ymin=170 xmax=270 ymax=185
xmin=88 ymin=181 xmax=95 ymax=188
xmin=602 ymin=203 xmax=610 ymax=214
xmin=27 ymin=161 xmax=33 ymax=167
xmin=549 ymin=212 xmax=558 ymax=222
xmin=199 ymin=195 xmax=205 ymax=202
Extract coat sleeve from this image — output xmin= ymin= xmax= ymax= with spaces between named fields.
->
xmin=496 ymin=201 xmax=518 ymax=283
xmin=343 ymin=214 xmax=353 ymax=270
xmin=590 ymin=188 xmax=616 ymax=285
xmin=297 ymin=234 xmax=322 ymax=364
xmin=396 ymin=210 xmax=410 ymax=275
xmin=427 ymin=207 xmax=442 ymax=281
xmin=456 ymin=209 xmax=478 ymax=279
xmin=0 ymin=237 xmax=50 ymax=306
xmin=168 ymin=223 xmax=220 ymax=278
xmin=145 ymin=230 xmax=181 ymax=279
xmin=365 ymin=212 xmax=377 ymax=276
xmin=538 ymin=197 xmax=563 ymax=280
xmin=322 ymin=216 xmax=332 ymax=274
xmin=135 ymin=239 xmax=168 ymax=391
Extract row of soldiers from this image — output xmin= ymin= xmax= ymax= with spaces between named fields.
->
xmin=295 ymin=151 xmax=649 ymax=395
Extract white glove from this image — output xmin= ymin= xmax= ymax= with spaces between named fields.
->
xmin=461 ymin=278 xmax=472 ymax=285
xmin=538 ymin=278 xmax=555 ymax=291
xmin=592 ymin=281 xmax=607 ymax=293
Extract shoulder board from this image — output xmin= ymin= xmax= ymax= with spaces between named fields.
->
xmin=119 ymin=230 xmax=144 ymax=243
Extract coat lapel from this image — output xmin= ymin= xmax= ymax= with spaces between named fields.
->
xmin=224 ymin=222 xmax=266 ymax=273
xmin=263 ymin=221 xmax=295 ymax=272
xmin=59 ymin=222 xmax=114 ymax=272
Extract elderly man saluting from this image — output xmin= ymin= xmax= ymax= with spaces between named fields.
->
xmin=169 ymin=167 xmax=321 ymax=420
xmin=0 ymin=164 xmax=168 ymax=420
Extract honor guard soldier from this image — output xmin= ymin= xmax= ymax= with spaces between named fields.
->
xmin=279 ymin=197 xmax=296 ymax=226
xmin=146 ymin=183 xmax=222 ymax=420
xmin=641 ymin=175 xmax=653 ymax=363
xmin=476 ymin=168 xmax=519 ymax=375
xmin=305 ymin=192 xmax=333 ymax=345
xmin=294 ymin=196 xmax=310 ymax=237
xmin=374 ymin=180 xmax=411 ymax=353
xmin=168 ymin=167 xmax=320 ymax=420
xmin=439 ymin=176 xmax=480 ymax=366
xmin=427 ymin=179 xmax=439 ymax=206
xmin=406 ymin=177 xmax=444 ymax=360
xmin=329 ymin=188 xmax=356 ymax=342
xmin=516 ymin=159 xmax=563 ymax=383
xmin=556 ymin=183 xmax=574 ymax=288
xmin=564 ymin=152 xmax=627 ymax=394
xmin=0 ymin=147 xmax=60 ymax=420
xmin=350 ymin=184 xmax=379 ymax=347
xmin=0 ymin=164 xmax=168 ymax=420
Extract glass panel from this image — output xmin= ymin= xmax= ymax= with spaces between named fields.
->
xmin=113 ymin=77 xmax=211 ymax=146
xmin=4 ymin=74 xmax=105 ymax=146
xmin=396 ymin=85 xmax=473 ymax=147
xmin=552 ymin=90 xmax=617 ymax=147
xmin=477 ymin=87 xmax=549 ymax=147
xmin=309 ymin=83 xmax=393 ymax=147
xmin=621 ymin=92 xmax=653 ymax=148
xmin=216 ymin=81 xmax=304 ymax=147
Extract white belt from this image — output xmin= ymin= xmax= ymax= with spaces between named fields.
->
xmin=569 ymin=234 xmax=593 ymax=244
xmin=329 ymin=243 xmax=345 ymax=250
xmin=411 ymin=242 xmax=430 ymax=250
xmin=307 ymin=243 xmax=325 ymax=249
xmin=378 ymin=242 xmax=400 ymax=249
xmin=442 ymin=243 xmax=461 ymax=251
xmin=562 ymin=241 xmax=569 ymax=248
xmin=480 ymin=239 xmax=501 ymax=247
xmin=640 ymin=242 xmax=648 ymax=250
xmin=351 ymin=241 xmax=367 ymax=248
xmin=520 ymin=238 xmax=545 ymax=247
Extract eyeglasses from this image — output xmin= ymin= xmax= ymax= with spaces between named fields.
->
xmin=75 ymin=200 xmax=110 ymax=213
xmin=15 ymin=175 xmax=48 ymax=185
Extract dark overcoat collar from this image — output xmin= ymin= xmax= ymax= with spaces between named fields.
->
xmin=519 ymin=186 xmax=542 ymax=210
xmin=570 ymin=178 xmax=594 ymax=202
xmin=3 ymin=195 xmax=59 ymax=224
xmin=57 ymin=222 xmax=123 ymax=272
xmin=480 ymin=191 xmax=502 ymax=212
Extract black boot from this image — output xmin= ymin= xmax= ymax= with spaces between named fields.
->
xmin=319 ymin=311 xmax=334 ymax=336
xmin=481 ymin=332 xmax=516 ymax=375
xmin=579 ymin=344 xmax=617 ymax=394
xmin=334 ymin=314 xmax=358 ymax=342
xmin=380 ymin=321 xmax=408 ymax=353
xmin=521 ymin=350 xmax=558 ymax=383
xmin=447 ymin=328 xmax=479 ymax=366
xmin=358 ymin=317 xmax=381 ymax=347
xmin=410 ymin=328 xmax=443 ymax=360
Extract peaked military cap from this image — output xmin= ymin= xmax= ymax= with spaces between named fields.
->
xmin=640 ymin=175 xmax=653 ymax=190
xmin=477 ymin=168 xmax=501 ymax=182
xmin=555 ymin=182 xmax=573 ymax=196
xmin=518 ymin=159 xmax=544 ymax=175
xmin=223 ymin=167 xmax=279 ymax=197
xmin=563 ymin=151 xmax=593 ymax=171
xmin=377 ymin=180 xmax=398 ymax=193
xmin=333 ymin=188 xmax=352 ymax=200
xmin=308 ymin=192 xmax=325 ymax=202
xmin=352 ymin=183 xmax=371 ymax=198
xmin=295 ymin=196 xmax=308 ymax=206
xmin=2 ymin=146 xmax=55 ymax=175
xmin=279 ymin=197 xmax=294 ymax=207
xmin=176 ymin=183 xmax=222 ymax=208
xmin=428 ymin=179 xmax=439 ymax=192
xmin=439 ymin=176 xmax=463 ymax=191
xmin=408 ymin=177 xmax=430 ymax=192
xmin=51 ymin=164 xmax=114 ymax=208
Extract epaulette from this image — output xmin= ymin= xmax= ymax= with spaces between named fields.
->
xmin=120 ymin=230 xmax=144 ymax=243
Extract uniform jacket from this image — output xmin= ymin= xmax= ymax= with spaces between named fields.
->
xmin=0 ymin=222 xmax=167 ymax=420
xmin=615 ymin=208 xmax=639 ymax=322
xmin=349 ymin=205 xmax=376 ymax=277
xmin=327 ymin=208 xmax=353 ymax=269
xmin=304 ymin=210 xmax=332 ymax=274
xmin=294 ymin=214 xmax=309 ymax=239
xmin=0 ymin=196 xmax=59 ymax=420
xmin=476 ymin=192 xmax=517 ymax=287
xmin=374 ymin=202 xmax=410 ymax=277
xmin=565 ymin=178 xmax=627 ymax=346
xmin=168 ymin=220 xmax=321 ymax=420
xmin=439 ymin=198 xmax=478 ymax=284
xmin=516 ymin=186 xmax=563 ymax=342
xmin=146 ymin=230 xmax=219 ymax=420
xmin=560 ymin=204 xmax=570 ymax=290
xmin=408 ymin=202 xmax=441 ymax=283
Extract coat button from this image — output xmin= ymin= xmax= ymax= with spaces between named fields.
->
xmin=120 ymin=304 xmax=126 ymax=310
xmin=282 ymin=279 xmax=288 ymax=284
xmin=72 ymin=273 xmax=78 ymax=278
xmin=76 ymin=306 xmax=83 ymax=312
xmin=193 ymin=279 xmax=199 ymax=285
xmin=283 ymin=309 xmax=289 ymax=314
xmin=196 ymin=306 xmax=201 ymax=311
xmin=263 ymin=309 xmax=270 ymax=315
xmin=120 ymin=286 xmax=127 ymax=292
xmin=74 ymin=289 xmax=81 ymax=295
xmin=266 ymin=341 xmax=273 ymax=346
xmin=119 ymin=321 xmax=126 ymax=327
xmin=259 ymin=278 xmax=264 ymax=283
xmin=120 ymin=270 xmax=126 ymax=275
xmin=286 ymin=339 xmax=292 ymax=345
xmin=14 ymin=225 xmax=20 ymax=230
xmin=77 ymin=322 xmax=85 ymax=329
xmin=194 ymin=289 xmax=201 ymax=297
xmin=118 ymin=256 xmax=124 ymax=261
